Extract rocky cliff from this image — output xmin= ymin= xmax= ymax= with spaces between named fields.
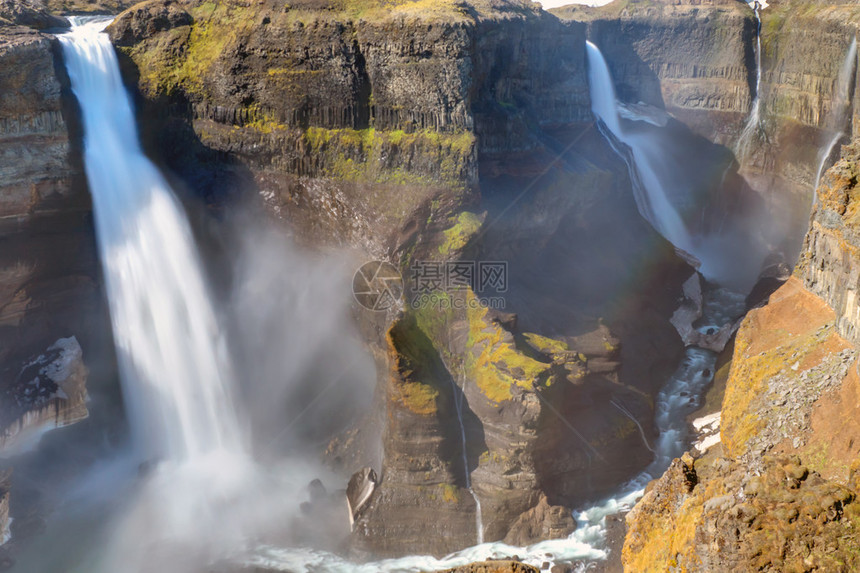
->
xmin=621 ymin=140 xmax=860 ymax=572
xmin=555 ymin=0 xmax=756 ymax=142
xmin=554 ymin=0 xmax=860 ymax=263
xmin=0 ymin=17 xmax=112 ymax=554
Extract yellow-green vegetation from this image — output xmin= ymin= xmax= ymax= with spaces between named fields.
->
xmin=437 ymin=211 xmax=484 ymax=257
xmin=331 ymin=0 xmax=470 ymax=21
xmin=465 ymin=293 xmax=551 ymax=402
xmin=523 ymin=332 xmax=569 ymax=355
xmin=302 ymin=127 xmax=475 ymax=190
xmin=439 ymin=483 xmax=460 ymax=503
xmin=387 ymin=314 xmax=442 ymax=416
xmin=722 ymin=322 xmax=833 ymax=457
xmin=412 ymin=291 xmax=458 ymax=364
xmin=245 ymin=105 xmax=288 ymax=134
xmin=120 ymin=1 xmax=261 ymax=98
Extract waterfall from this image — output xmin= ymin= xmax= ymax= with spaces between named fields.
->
xmin=814 ymin=37 xmax=858 ymax=200
xmin=58 ymin=18 xmax=246 ymax=465
xmin=452 ymin=370 xmax=483 ymax=545
xmin=736 ymin=1 xmax=763 ymax=160
xmin=585 ymin=41 xmax=695 ymax=259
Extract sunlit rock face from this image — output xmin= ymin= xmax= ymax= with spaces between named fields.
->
xmin=0 ymin=22 xmax=105 ymax=407
xmin=0 ymin=26 xmax=86 ymax=221
xmin=621 ymin=141 xmax=860 ymax=570
xmin=0 ymin=22 xmax=105 ymax=392
xmin=797 ymin=140 xmax=860 ymax=344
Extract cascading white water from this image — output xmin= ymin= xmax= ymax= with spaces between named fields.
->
xmin=814 ymin=37 xmax=858 ymax=200
xmin=585 ymin=41 xmax=695 ymax=258
xmin=59 ymin=18 xmax=245 ymax=465
xmin=736 ymin=1 xmax=763 ymax=160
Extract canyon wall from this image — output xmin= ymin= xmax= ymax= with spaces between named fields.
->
xmin=622 ymin=139 xmax=860 ymax=572
xmin=554 ymin=0 xmax=860 ymax=262
xmin=0 ymin=22 xmax=102 ymax=435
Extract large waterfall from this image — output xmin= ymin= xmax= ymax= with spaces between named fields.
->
xmin=54 ymin=18 xmax=264 ymax=573
xmin=585 ymin=41 xmax=695 ymax=259
xmin=59 ymin=18 xmax=246 ymax=465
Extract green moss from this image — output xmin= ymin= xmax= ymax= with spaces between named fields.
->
xmin=298 ymin=127 xmax=474 ymax=189
xmin=465 ymin=293 xmax=551 ymax=402
xmin=387 ymin=314 xmax=444 ymax=416
xmin=523 ymin=332 xmax=569 ymax=355
xmin=438 ymin=211 xmax=484 ymax=256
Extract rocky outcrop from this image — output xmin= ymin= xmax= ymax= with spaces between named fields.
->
xmin=0 ymin=0 xmax=66 ymax=29
xmin=797 ymin=140 xmax=860 ymax=344
xmin=107 ymin=0 xmax=591 ymax=254
xmin=0 ymin=25 xmax=86 ymax=222
xmin=0 ymin=337 xmax=88 ymax=456
xmin=438 ymin=562 xmax=538 ymax=573
xmin=625 ymin=453 xmax=860 ymax=572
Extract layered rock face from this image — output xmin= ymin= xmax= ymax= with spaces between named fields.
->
xmin=108 ymin=0 xmax=590 ymax=255
xmin=0 ymin=26 xmax=84 ymax=222
xmin=622 ymin=141 xmax=860 ymax=571
xmin=797 ymin=140 xmax=860 ymax=344
xmin=0 ymin=19 xmax=108 ymax=551
xmin=0 ymin=21 xmax=99 ymax=398
xmin=555 ymin=0 xmax=756 ymax=142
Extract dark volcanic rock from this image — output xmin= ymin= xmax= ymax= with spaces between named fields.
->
xmin=0 ymin=0 xmax=66 ymax=29
xmin=0 ymin=337 xmax=88 ymax=455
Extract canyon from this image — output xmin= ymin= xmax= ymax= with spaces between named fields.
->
xmin=2 ymin=0 xmax=860 ymax=572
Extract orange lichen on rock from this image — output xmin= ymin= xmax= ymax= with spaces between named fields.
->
xmin=721 ymin=277 xmax=849 ymax=459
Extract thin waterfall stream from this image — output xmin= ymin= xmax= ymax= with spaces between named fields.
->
xmin=814 ymin=37 xmax=858 ymax=200
xmin=736 ymin=1 xmax=763 ymax=160
xmin=452 ymin=369 xmax=483 ymax=546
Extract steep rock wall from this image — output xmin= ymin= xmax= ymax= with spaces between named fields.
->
xmin=622 ymin=139 xmax=860 ymax=572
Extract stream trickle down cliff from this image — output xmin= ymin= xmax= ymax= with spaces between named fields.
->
xmin=814 ymin=37 xmax=858 ymax=198
xmin=736 ymin=1 xmax=763 ymax=160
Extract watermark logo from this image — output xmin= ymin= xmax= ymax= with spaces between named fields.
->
xmin=410 ymin=261 xmax=508 ymax=293
xmin=352 ymin=261 xmax=404 ymax=311
xmin=353 ymin=260 xmax=508 ymax=312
